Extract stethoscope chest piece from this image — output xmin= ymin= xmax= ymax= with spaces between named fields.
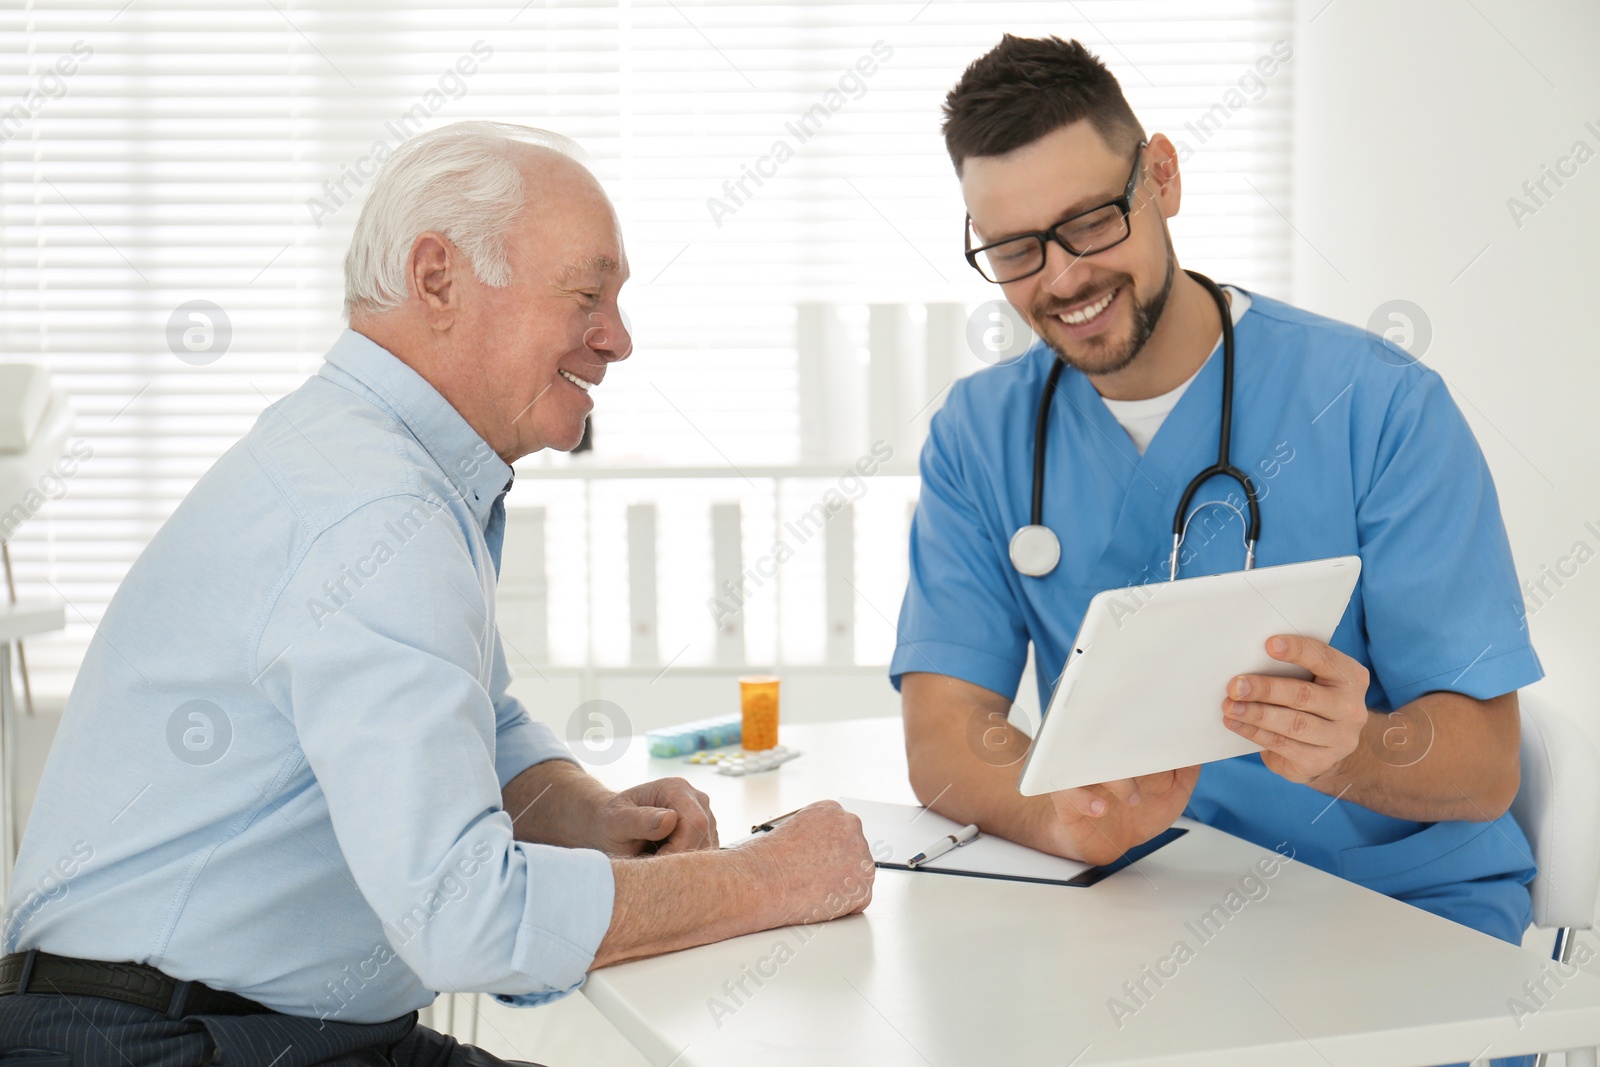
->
xmin=1009 ymin=524 xmax=1061 ymax=577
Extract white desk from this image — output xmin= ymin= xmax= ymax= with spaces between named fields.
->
xmin=0 ymin=598 xmax=65 ymax=897
xmin=581 ymin=716 xmax=1600 ymax=1067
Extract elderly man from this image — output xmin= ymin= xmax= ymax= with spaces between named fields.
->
xmin=0 ymin=121 xmax=872 ymax=1066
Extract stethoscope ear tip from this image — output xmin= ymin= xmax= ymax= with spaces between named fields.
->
xmin=1010 ymin=524 xmax=1061 ymax=577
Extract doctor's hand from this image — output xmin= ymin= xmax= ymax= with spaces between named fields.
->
xmin=1223 ymin=634 xmax=1371 ymax=787
xmin=1044 ymin=766 xmax=1201 ymax=866
xmin=592 ymin=777 xmax=719 ymax=856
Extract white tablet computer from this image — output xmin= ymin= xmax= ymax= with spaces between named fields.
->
xmin=1016 ymin=556 xmax=1362 ymax=797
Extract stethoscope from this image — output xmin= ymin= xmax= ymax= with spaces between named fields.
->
xmin=1007 ymin=270 xmax=1261 ymax=581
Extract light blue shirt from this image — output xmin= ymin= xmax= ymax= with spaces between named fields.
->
xmin=892 ymin=290 xmax=1542 ymax=944
xmin=4 ymin=330 xmax=614 ymax=1022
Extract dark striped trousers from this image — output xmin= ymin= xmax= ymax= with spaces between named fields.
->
xmin=0 ymin=992 xmax=549 ymax=1067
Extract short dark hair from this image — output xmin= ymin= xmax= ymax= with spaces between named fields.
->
xmin=942 ymin=35 xmax=1145 ymax=175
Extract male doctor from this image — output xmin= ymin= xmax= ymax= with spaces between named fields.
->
xmin=895 ymin=33 xmax=1540 ymax=1011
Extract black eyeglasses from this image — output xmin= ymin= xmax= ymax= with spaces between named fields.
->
xmin=964 ymin=140 xmax=1148 ymax=284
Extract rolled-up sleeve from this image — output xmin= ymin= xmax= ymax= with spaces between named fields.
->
xmin=255 ymin=493 xmax=614 ymax=1000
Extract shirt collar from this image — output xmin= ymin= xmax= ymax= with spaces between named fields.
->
xmin=319 ymin=329 xmax=513 ymax=527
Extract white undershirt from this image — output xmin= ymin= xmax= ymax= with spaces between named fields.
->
xmin=1100 ymin=286 xmax=1252 ymax=456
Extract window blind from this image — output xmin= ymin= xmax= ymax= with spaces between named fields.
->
xmin=1 ymin=0 xmax=1295 ymax=696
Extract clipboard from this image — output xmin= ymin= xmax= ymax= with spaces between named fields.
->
xmin=833 ymin=798 xmax=1186 ymax=889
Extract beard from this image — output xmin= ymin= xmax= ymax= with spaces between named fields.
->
xmin=1032 ymin=247 xmax=1176 ymax=377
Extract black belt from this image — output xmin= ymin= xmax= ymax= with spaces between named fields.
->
xmin=0 ymin=950 xmax=273 ymax=1018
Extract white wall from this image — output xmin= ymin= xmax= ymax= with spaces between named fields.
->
xmin=1292 ymin=0 xmax=1600 ymax=739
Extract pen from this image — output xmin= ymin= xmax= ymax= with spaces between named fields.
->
xmin=908 ymin=823 xmax=980 ymax=868
xmin=751 ymin=807 xmax=804 ymax=833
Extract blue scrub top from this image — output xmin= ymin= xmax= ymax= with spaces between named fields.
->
xmin=891 ymin=290 xmax=1542 ymax=944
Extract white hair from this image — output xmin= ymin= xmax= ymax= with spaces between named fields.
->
xmin=343 ymin=120 xmax=587 ymax=319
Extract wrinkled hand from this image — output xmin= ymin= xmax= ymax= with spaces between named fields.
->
xmin=732 ymin=800 xmax=875 ymax=926
xmin=593 ymin=777 xmax=718 ymax=856
xmin=1044 ymin=766 xmax=1200 ymax=866
xmin=1224 ymin=634 xmax=1370 ymax=786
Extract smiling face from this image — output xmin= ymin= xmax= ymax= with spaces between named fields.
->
xmin=364 ymin=148 xmax=635 ymax=464
xmin=961 ymin=121 xmax=1181 ymax=379
xmin=465 ymin=154 xmax=632 ymax=458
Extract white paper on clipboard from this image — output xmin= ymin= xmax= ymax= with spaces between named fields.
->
xmin=839 ymin=798 xmax=1093 ymax=884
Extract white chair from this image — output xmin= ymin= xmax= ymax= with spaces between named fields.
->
xmin=0 ymin=363 xmax=70 ymax=723
xmin=1512 ymin=693 xmax=1600 ymax=1067
xmin=0 ymin=365 xmax=72 ymax=897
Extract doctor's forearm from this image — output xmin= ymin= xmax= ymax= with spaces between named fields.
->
xmin=901 ymin=672 xmax=1066 ymax=856
xmin=1310 ymin=691 xmax=1521 ymax=823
